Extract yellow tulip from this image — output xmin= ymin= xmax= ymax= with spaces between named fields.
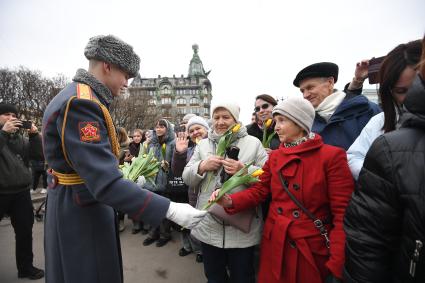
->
xmin=251 ymin=169 xmax=264 ymax=177
xmin=232 ymin=123 xmax=241 ymax=133
xmin=195 ymin=137 xmax=200 ymax=144
xmin=265 ymin=119 xmax=272 ymax=128
xmin=162 ymin=144 xmax=166 ymax=150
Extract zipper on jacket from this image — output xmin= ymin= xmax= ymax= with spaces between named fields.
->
xmin=409 ymin=240 xmax=423 ymax=277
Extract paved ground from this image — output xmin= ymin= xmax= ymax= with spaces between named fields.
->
xmin=0 ymin=193 xmax=206 ymax=283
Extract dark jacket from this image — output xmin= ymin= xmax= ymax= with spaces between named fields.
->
xmin=0 ymin=129 xmax=40 ymax=193
xmin=313 ymin=94 xmax=381 ymax=150
xmin=247 ymin=122 xmax=280 ymax=150
xmin=172 ymin=143 xmax=197 ymax=206
xmin=344 ymin=75 xmax=425 ymax=283
xmin=128 ymin=141 xmax=140 ymax=157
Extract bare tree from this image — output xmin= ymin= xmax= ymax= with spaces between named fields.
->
xmin=0 ymin=67 xmax=69 ymax=125
xmin=110 ymin=92 xmax=161 ymax=132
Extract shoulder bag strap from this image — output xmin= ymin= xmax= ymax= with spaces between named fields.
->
xmin=278 ymin=170 xmax=330 ymax=248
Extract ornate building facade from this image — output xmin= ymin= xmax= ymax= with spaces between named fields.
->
xmin=129 ymin=44 xmax=212 ymax=124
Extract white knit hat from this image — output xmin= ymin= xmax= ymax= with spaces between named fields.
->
xmin=272 ymin=96 xmax=315 ymax=133
xmin=186 ymin=116 xmax=209 ymax=132
xmin=182 ymin=113 xmax=196 ymax=123
xmin=211 ymin=102 xmax=240 ymax=121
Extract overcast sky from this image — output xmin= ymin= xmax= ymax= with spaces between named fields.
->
xmin=1 ymin=0 xmax=424 ymax=125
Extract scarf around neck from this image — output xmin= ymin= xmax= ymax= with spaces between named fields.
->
xmin=284 ymin=132 xmax=315 ymax=148
xmin=315 ymin=90 xmax=346 ymax=122
xmin=73 ymin=69 xmax=113 ymax=107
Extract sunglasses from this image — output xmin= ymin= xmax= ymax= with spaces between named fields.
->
xmin=254 ymin=103 xmax=270 ymax=112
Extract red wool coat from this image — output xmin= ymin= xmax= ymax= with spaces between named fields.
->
xmin=226 ymin=134 xmax=354 ymax=283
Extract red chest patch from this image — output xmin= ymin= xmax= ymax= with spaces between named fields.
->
xmin=79 ymin=122 xmax=101 ymax=142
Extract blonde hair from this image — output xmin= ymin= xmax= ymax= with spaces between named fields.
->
xmin=117 ymin=127 xmax=129 ymax=144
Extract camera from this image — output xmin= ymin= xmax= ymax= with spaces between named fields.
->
xmin=368 ymin=56 xmax=386 ymax=84
xmin=21 ymin=120 xmax=32 ymax=129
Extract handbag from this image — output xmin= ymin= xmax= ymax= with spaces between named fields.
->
xmin=0 ymin=145 xmax=32 ymax=189
xmin=278 ymin=171 xmax=331 ymax=248
xmin=208 ymin=203 xmax=255 ymax=233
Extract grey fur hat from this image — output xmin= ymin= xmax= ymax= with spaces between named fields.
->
xmin=84 ymin=35 xmax=140 ymax=78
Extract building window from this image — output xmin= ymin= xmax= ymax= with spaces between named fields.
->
xmin=160 ymin=86 xmax=171 ymax=95
xmin=148 ymin=99 xmax=156 ymax=106
xmin=161 ymin=97 xmax=172 ymax=105
xmin=203 ymin=97 xmax=208 ymax=103
xmin=189 ymin=97 xmax=199 ymax=106
xmin=176 ymin=97 xmax=186 ymax=106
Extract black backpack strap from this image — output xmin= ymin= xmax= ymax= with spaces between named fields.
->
xmin=278 ymin=170 xmax=330 ymax=248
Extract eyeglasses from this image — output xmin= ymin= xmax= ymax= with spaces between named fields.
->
xmin=254 ymin=103 xmax=270 ymax=112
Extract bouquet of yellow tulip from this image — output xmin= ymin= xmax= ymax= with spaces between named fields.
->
xmin=139 ymin=142 xmax=149 ymax=155
xmin=119 ymin=148 xmax=161 ymax=185
xmin=262 ymin=119 xmax=276 ymax=148
xmin=216 ymin=123 xmax=241 ymax=156
xmin=203 ymin=123 xmax=241 ymax=191
xmin=203 ymin=162 xmax=264 ymax=210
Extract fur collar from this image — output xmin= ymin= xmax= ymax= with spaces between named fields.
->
xmin=72 ymin=69 xmax=113 ymax=107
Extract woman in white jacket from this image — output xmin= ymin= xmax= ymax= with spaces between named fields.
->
xmin=183 ymin=102 xmax=268 ymax=283
xmin=347 ymin=40 xmax=422 ymax=180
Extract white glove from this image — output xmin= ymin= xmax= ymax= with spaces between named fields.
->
xmin=166 ymin=202 xmax=207 ymax=229
xmin=136 ymin=176 xmax=146 ymax=187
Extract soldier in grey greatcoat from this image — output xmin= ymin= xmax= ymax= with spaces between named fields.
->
xmin=42 ymin=35 xmax=206 ymax=283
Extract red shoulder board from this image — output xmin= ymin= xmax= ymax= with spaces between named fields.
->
xmin=79 ymin=122 xmax=101 ymax=142
xmin=76 ymin=83 xmax=93 ymax=100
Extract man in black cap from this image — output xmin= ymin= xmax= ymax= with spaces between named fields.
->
xmin=42 ymin=35 xmax=206 ymax=283
xmin=0 ymin=103 xmax=44 ymax=280
xmin=293 ymin=62 xmax=381 ymax=150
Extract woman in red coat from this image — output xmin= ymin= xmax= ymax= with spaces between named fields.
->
xmin=210 ymin=96 xmax=354 ymax=283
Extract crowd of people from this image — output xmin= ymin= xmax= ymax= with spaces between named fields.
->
xmin=0 ymin=33 xmax=424 ymax=283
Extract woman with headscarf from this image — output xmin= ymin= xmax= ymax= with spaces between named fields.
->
xmin=142 ymin=119 xmax=176 ymax=248
xmin=210 ymin=96 xmax=354 ymax=283
xmin=183 ymin=102 xmax=268 ymax=283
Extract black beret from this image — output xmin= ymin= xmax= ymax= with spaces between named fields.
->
xmin=0 ymin=103 xmax=18 ymax=116
xmin=293 ymin=62 xmax=339 ymax=87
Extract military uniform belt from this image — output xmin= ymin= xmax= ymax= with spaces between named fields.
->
xmin=51 ymin=170 xmax=85 ymax=185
